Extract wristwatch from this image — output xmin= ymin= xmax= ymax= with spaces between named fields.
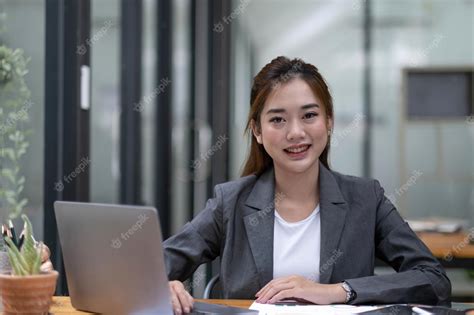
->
xmin=341 ymin=281 xmax=356 ymax=304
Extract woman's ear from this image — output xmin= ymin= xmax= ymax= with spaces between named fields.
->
xmin=251 ymin=119 xmax=263 ymax=144
xmin=327 ymin=117 xmax=334 ymax=135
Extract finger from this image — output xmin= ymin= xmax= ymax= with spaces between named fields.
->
xmin=171 ymin=293 xmax=183 ymax=315
xmin=177 ymin=290 xmax=193 ymax=313
xmin=34 ymin=243 xmax=50 ymax=263
xmin=257 ymin=282 xmax=294 ymax=303
xmin=256 ymin=277 xmax=289 ymax=297
xmin=186 ymin=290 xmax=194 ymax=308
xmin=40 ymin=260 xmax=54 ymax=273
xmin=268 ymin=288 xmax=296 ymax=304
xmin=170 ymin=290 xmax=183 ymax=315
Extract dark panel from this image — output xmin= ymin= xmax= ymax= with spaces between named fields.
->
xmin=407 ymin=71 xmax=473 ymax=118
xmin=363 ymin=0 xmax=372 ymax=178
xmin=120 ymin=0 xmax=143 ymax=205
xmin=155 ymin=0 xmax=172 ymax=239
xmin=44 ymin=0 xmax=91 ymax=295
xmin=209 ymin=0 xmax=231 ymax=188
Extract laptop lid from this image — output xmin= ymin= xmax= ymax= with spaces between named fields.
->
xmin=55 ymin=201 xmax=173 ymax=315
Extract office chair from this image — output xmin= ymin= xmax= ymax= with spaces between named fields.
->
xmin=203 ymin=274 xmax=222 ymax=299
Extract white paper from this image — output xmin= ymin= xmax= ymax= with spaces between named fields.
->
xmin=250 ymin=301 xmax=379 ymax=315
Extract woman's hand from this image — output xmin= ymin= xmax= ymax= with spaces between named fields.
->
xmin=38 ymin=243 xmax=54 ymax=272
xmin=255 ymin=275 xmax=346 ymax=305
xmin=169 ymin=280 xmax=194 ymax=314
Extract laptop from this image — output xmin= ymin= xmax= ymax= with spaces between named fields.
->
xmin=54 ymin=201 xmax=258 ymax=315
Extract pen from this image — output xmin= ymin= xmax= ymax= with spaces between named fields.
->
xmin=8 ymin=220 xmax=17 ymax=247
xmin=18 ymin=229 xmax=25 ymax=249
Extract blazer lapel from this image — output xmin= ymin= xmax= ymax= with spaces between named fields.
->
xmin=318 ymin=161 xmax=348 ymax=284
xmin=243 ymin=168 xmax=275 ymax=288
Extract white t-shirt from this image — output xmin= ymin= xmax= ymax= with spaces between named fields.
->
xmin=273 ymin=205 xmax=321 ymax=282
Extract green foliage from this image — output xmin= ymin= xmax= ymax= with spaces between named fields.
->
xmin=0 ymin=45 xmax=31 ymax=221
xmin=4 ymin=214 xmax=41 ymax=276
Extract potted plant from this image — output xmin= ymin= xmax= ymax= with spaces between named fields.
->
xmin=0 ymin=214 xmax=57 ymax=314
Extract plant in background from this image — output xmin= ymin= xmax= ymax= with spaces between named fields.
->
xmin=3 ymin=214 xmax=41 ymax=275
xmin=0 ymin=45 xmax=31 ymax=222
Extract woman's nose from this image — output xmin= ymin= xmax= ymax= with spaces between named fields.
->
xmin=287 ymin=120 xmax=305 ymax=141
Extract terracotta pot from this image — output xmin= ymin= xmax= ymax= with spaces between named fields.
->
xmin=0 ymin=270 xmax=58 ymax=315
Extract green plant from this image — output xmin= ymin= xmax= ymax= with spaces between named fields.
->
xmin=3 ymin=214 xmax=42 ymax=276
xmin=0 ymin=45 xmax=31 ymax=220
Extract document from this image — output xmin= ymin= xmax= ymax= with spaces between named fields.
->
xmin=249 ymin=301 xmax=380 ymax=315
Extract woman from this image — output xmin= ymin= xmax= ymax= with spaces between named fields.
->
xmin=164 ymin=56 xmax=451 ymax=314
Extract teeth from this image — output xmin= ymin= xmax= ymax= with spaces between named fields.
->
xmin=286 ymin=145 xmax=308 ymax=153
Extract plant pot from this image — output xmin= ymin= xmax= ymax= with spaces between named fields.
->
xmin=0 ymin=270 xmax=58 ymax=315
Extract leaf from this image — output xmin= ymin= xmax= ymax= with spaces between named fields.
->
xmin=20 ymin=214 xmax=40 ymax=274
xmin=0 ymin=148 xmax=15 ymax=160
xmin=1 ymin=168 xmax=15 ymax=183
xmin=16 ymin=184 xmax=24 ymax=195
xmin=5 ymin=236 xmax=30 ymax=275
xmin=17 ymin=198 xmax=27 ymax=209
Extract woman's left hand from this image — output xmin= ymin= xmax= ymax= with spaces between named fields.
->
xmin=255 ymin=275 xmax=346 ymax=305
xmin=38 ymin=243 xmax=54 ymax=272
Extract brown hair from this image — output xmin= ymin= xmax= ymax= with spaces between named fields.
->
xmin=241 ymin=56 xmax=334 ymax=177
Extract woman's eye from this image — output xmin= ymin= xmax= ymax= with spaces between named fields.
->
xmin=270 ymin=117 xmax=284 ymax=124
xmin=303 ymin=112 xmax=318 ymax=119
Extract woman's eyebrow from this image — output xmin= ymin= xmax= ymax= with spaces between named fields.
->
xmin=301 ymin=103 xmax=320 ymax=110
xmin=265 ymin=108 xmax=286 ymax=115
xmin=265 ymin=103 xmax=320 ymax=115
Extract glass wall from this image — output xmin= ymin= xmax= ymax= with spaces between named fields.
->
xmin=371 ymin=0 xmax=474 ymax=226
xmin=89 ymin=0 xmax=121 ymax=203
xmin=232 ymin=0 xmax=473 ymax=226
xmin=232 ymin=0 xmax=365 ymax=178
xmin=0 ymin=0 xmax=45 ymax=239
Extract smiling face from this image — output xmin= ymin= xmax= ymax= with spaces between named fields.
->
xmin=252 ymin=77 xmax=332 ymax=175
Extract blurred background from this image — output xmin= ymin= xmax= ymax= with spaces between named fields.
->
xmin=0 ymin=0 xmax=473 ymax=301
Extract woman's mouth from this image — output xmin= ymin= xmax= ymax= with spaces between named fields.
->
xmin=284 ymin=144 xmax=311 ymax=158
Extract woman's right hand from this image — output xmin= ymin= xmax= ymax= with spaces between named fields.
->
xmin=169 ymin=280 xmax=194 ymax=314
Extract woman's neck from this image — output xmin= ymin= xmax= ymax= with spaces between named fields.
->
xmin=274 ymin=162 xmax=320 ymax=207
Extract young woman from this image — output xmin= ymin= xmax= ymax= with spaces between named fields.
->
xmin=164 ymin=56 xmax=451 ymax=314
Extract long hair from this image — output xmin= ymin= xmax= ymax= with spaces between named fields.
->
xmin=241 ymin=56 xmax=334 ymax=177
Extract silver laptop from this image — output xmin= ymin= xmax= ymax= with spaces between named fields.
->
xmin=54 ymin=201 xmax=258 ymax=315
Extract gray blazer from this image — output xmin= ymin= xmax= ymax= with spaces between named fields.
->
xmin=163 ymin=161 xmax=451 ymax=305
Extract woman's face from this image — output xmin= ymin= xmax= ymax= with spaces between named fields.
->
xmin=253 ymin=77 xmax=332 ymax=175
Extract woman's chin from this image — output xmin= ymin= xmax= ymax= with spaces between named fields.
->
xmin=276 ymin=159 xmax=318 ymax=175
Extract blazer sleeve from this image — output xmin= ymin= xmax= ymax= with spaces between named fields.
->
xmin=163 ymin=185 xmax=223 ymax=282
xmin=345 ymin=180 xmax=452 ymax=305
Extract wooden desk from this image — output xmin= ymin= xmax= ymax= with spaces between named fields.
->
xmin=49 ymin=297 xmax=253 ymax=314
xmin=48 ymin=297 xmax=474 ymax=314
xmin=417 ymin=232 xmax=474 ymax=268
